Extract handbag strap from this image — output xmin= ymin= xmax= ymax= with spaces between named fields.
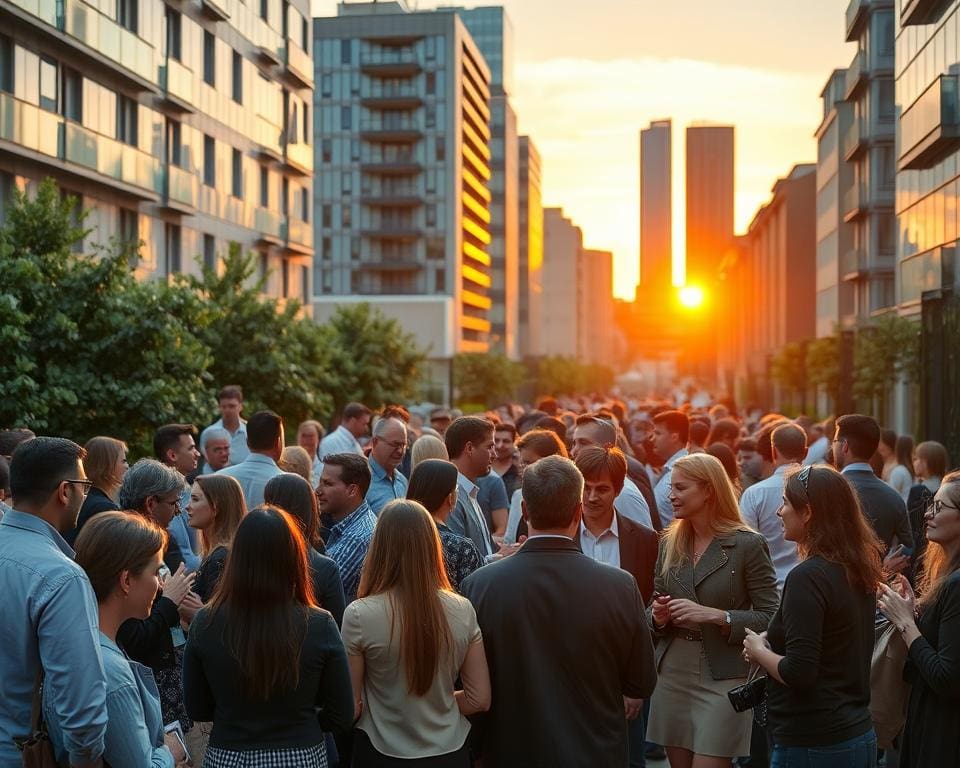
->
xmin=745 ymin=663 xmax=764 ymax=683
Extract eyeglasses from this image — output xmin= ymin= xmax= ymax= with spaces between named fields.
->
xmin=797 ymin=466 xmax=812 ymax=491
xmin=930 ymin=499 xmax=960 ymax=516
xmin=63 ymin=479 xmax=93 ymax=497
xmin=379 ymin=439 xmax=407 ymax=452
xmin=155 ymin=495 xmax=182 ymax=509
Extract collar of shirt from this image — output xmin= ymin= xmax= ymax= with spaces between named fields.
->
xmin=772 ymin=463 xmax=797 ymax=477
xmin=665 ymin=448 xmax=689 ymax=469
xmin=213 ymin=417 xmax=247 ymax=435
xmin=331 ymin=501 xmax=373 ymax=537
xmin=0 ymin=509 xmax=74 ymax=559
xmin=524 ymin=534 xmax=575 ymax=542
xmin=842 ymin=462 xmax=874 ymax=474
xmin=457 ymin=472 xmax=479 ymax=498
xmin=579 ymin=514 xmax=619 ymax=542
xmin=242 ymin=453 xmax=280 ymax=468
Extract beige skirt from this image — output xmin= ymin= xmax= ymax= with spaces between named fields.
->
xmin=646 ymin=636 xmax=753 ymax=758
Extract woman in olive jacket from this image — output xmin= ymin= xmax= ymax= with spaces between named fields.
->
xmin=647 ymin=453 xmax=779 ymax=768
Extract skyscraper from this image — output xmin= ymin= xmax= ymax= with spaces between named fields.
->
xmin=685 ymin=124 xmax=734 ymax=286
xmin=541 ymin=208 xmax=581 ymax=357
xmin=639 ymin=119 xmax=672 ymax=291
xmin=518 ymin=136 xmax=543 ymax=359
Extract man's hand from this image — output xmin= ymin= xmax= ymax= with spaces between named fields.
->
xmin=623 ymin=696 xmax=643 ymax=721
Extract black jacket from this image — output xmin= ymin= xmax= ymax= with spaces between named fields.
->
xmin=616 ymin=513 xmax=660 ymax=605
xmin=843 ymin=469 xmax=913 ymax=550
xmin=66 ymin=487 xmax=118 ymax=546
xmin=308 ymin=548 xmax=346 ymax=628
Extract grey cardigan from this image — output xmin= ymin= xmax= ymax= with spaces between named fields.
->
xmin=649 ymin=529 xmax=779 ymax=680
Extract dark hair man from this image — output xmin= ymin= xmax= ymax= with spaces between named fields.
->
xmin=461 ymin=456 xmax=656 ymax=767
xmin=0 ymin=438 xmax=108 ymax=767
xmin=651 ymin=410 xmax=690 ymax=528
xmin=154 ymin=423 xmax=201 ymax=570
xmin=834 ymin=414 xmax=913 ymax=553
xmin=0 ymin=428 xmax=36 ymax=460
xmin=199 ymin=385 xmax=248 ymax=469
xmin=218 ymin=410 xmax=285 ymax=509
xmin=320 ymin=403 xmax=371 ymax=459
xmin=445 ymin=416 xmax=498 ymax=559
xmin=736 ymin=437 xmax=762 ymax=490
xmin=491 ymin=423 xmax=521 ymax=498
xmin=317 ymin=453 xmax=374 ymax=603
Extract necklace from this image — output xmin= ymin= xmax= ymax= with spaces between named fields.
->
xmin=692 ymin=541 xmax=711 ymax=563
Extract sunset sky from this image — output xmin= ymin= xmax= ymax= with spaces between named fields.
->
xmin=313 ymin=0 xmax=853 ymax=298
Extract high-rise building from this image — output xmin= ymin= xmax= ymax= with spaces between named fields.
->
xmin=455 ymin=6 xmax=519 ymax=359
xmin=639 ymin=119 xmax=672 ymax=290
xmin=0 ymin=0 xmax=314 ymax=305
xmin=541 ymin=207 xmax=581 ymax=357
xmin=894 ymin=0 xmax=960 ymax=450
xmin=579 ymin=248 xmax=614 ymax=366
xmin=518 ymin=135 xmax=543 ymax=359
xmin=843 ymin=0 xmax=896 ymax=320
xmin=311 ymin=2 xmax=493 ymax=400
xmin=685 ymin=124 xmax=734 ymax=287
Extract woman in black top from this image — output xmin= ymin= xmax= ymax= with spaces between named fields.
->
xmin=406 ymin=459 xmax=482 ymax=592
xmin=183 ymin=506 xmax=354 ymax=767
xmin=879 ymin=470 xmax=960 ymax=767
xmin=186 ymin=474 xmax=246 ymax=602
xmin=264 ymin=473 xmax=346 ymax=627
xmin=743 ymin=465 xmax=882 ymax=767
xmin=67 ymin=436 xmax=128 ymax=545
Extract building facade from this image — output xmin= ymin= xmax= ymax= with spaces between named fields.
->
xmin=579 ymin=248 xmax=614 ymax=366
xmin=685 ymin=123 xmax=734 ymax=287
xmin=311 ymin=2 xmax=493 ymax=400
xmin=0 ymin=0 xmax=314 ymax=305
xmin=518 ymin=135 xmax=543 ymax=359
xmin=456 ymin=6 xmax=519 ymax=359
xmin=541 ymin=207 xmax=580 ymax=358
xmin=640 ymin=119 xmax=672 ymax=291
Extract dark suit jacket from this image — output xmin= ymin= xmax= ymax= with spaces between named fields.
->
xmin=626 ymin=457 xmax=661 ymax=530
xmin=448 ymin=492 xmax=493 ymax=557
xmin=66 ymin=487 xmax=118 ymax=546
xmin=843 ymin=468 xmax=913 ymax=550
xmin=461 ymin=537 xmax=657 ymax=768
xmin=617 ymin=513 xmax=659 ymax=605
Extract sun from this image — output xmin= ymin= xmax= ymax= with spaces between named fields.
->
xmin=678 ymin=285 xmax=705 ymax=310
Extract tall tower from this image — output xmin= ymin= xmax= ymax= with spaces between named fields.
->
xmin=639 ymin=120 xmax=673 ymax=291
xmin=685 ymin=124 xmax=734 ymax=287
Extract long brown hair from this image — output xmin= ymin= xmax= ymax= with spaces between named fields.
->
xmin=784 ymin=465 xmax=882 ymax=594
xmin=917 ymin=471 xmax=960 ymax=607
xmin=206 ymin=506 xmax=318 ymax=700
xmin=358 ymin=499 xmax=452 ymax=696
xmin=194 ymin=474 xmax=247 ymax=556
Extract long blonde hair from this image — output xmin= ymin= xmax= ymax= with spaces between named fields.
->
xmin=358 ymin=499 xmax=452 ymax=696
xmin=659 ymin=453 xmax=752 ymax=576
xmin=918 ymin=471 xmax=960 ymax=607
xmin=194 ymin=474 xmax=247 ymax=556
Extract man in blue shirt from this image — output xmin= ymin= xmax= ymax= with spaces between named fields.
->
xmin=319 ymin=453 xmax=375 ymax=603
xmin=0 ymin=437 xmax=108 ymax=768
xmin=365 ymin=417 xmax=409 ymax=516
xmin=218 ymin=410 xmax=287 ymax=509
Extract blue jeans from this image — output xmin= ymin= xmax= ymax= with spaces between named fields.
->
xmin=771 ymin=731 xmax=877 ymax=768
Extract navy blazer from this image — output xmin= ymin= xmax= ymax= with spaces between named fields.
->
xmin=844 ymin=469 xmax=913 ymax=551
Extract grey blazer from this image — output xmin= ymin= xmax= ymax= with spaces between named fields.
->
xmin=447 ymin=495 xmax=493 ymax=557
xmin=649 ymin=529 xmax=779 ymax=680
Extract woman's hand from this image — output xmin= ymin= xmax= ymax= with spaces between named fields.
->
xmin=163 ymin=731 xmax=187 ymax=763
xmin=651 ymin=594 xmax=671 ymax=629
xmin=878 ymin=581 xmax=917 ymax=631
xmin=161 ymin=563 xmax=195 ymax=605
xmin=742 ymin=628 xmax=770 ymax=664
xmin=178 ymin=591 xmax=203 ymax=624
xmin=667 ymin=599 xmax=725 ymax=628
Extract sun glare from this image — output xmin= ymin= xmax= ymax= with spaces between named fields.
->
xmin=678 ymin=285 xmax=705 ymax=310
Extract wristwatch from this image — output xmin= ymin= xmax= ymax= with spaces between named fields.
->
xmin=724 ymin=611 xmax=732 ymax=626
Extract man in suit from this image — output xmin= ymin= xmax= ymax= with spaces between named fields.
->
xmin=461 ymin=455 xmax=657 ymax=768
xmin=445 ymin=416 xmax=498 ymax=559
xmin=834 ymin=414 xmax=913 ymax=555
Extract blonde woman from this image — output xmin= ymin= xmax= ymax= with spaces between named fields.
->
xmin=647 ymin=453 xmax=779 ymax=768
xmin=280 ymin=445 xmax=314 ymax=485
xmin=68 ymin=436 xmax=128 ymax=545
xmin=186 ymin=474 xmax=247 ymax=603
xmin=410 ymin=433 xmax=448 ymax=472
xmin=342 ymin=499 xmax=490 ymax=766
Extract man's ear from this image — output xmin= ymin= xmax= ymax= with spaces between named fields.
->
xmin=520 ymin=498 xmax=528 ymax=523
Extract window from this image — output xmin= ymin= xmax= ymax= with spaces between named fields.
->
xmin=232 ymin=148 xmax=244 ymax=199
xmin=427 ymin=237 xmax=444 ymax=260
xmin=321 ymin=74 xmax=332 ymax=97
xmin=165 ymin=223 xmax=181 ymax=274
xmin=232 ymin=50 xmax=243 ymax=104
xmin=341 ymin=39 xmax=352 ymax=65
xmin=0 ymin=35 xmax=12 ymax=94
xmin=203 ymin=135 xmax=215 ymax=186
xmin=321 ymin=138 xmax=332 ymax=163
xmin=426 ymin=204 xmax=436 ymax=228
xmin=118 ymin=0 xmax=137 ymax=33
xmin=61 ymin=67 xmax=82 ymax=122
xmin=282 ymin=257 xmax=290 ymax=297
xmin=281 ymin=178 xmax=289 ymax=215
xmin=351 ymin=237 xmax=360 ymax=260
xmin=351 ymin=139 xmax=360 ymax=161
xmin=117 ymin=96 xmax=138 ymax=147
xmin=203 ymin=234 xmax=216 ymax=271
xmin=302 ymin=104 xmax=310 ymax=146
xmin=878 ymin=79 xmax=895 ymax=121
xmin=321 ymin=236 xmax=331 ymax=260
xmin=322 ymin=204 xmax=331 ymax=228
xmin=341 ymin=105 xmax=351 ymax=130
xmin=259 ymin=253 xmax=269 ymax=279
xmin=301 ymin=265 xmax=309 ymax=304
xmin=260 ymin=0 xmax=269 ymax=21
xmin=436 ymin=136 xmax=445 ymax=162
xmin=426 ymin=71 xmax=435 ymax=95
xmin=203 ymin=31 xmax=216 ymax=86
xmin=425 ymin=104 xmax=435 ymax=129
xmin=167 ymin=118 xmax=182 ymax=167
xmin=39 ymin=57 xmax=58 ymax=113
xmin=301 ymin=18 xmax=308 ymax=52
xmin=300 ymin=188 xmax=309 ymax=220
xmin=119 ymin=207 xmax=138 ymax=244
xmin=166 ymin=8 xmax=182 ymax=61
xmin=342 ymin=205 xmax=351 ymax=227
xmin=435 ymin=267 xmax=445 ymax=292
xmin=342 ymin=172 xmax=352 ymax=195
xmin=425 ymin=35 xmax=436 ymax=60
xmin=260 ymin=166 xmax=269 ymax=206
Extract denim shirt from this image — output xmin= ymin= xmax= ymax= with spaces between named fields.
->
xmin=365 ymin=457 xmax=408 ymax=517
xmin=0 ymin=510 xmax=107 ymax=768
xmin=47 ymin=634 xmax=174 ymax=768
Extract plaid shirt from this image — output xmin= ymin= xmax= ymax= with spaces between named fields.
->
xmin=326 ymin=502 xmax=376 ymax=604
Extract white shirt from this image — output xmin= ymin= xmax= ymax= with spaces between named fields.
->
xmin=886 ymin=464 xmax=913 ymax=501
xmin=654 ymin=448 xmax=688 ymax=528
xmin=457 ymin=473 xmax=494 ymax=557
xmin=579 ymin=517 xmax=621 ymax=568
xmin=319 ymin=424 xmax=363 ymax=459
xmin=311 ymin=453 xmax=324 ymax=489
xmin=739 ymin=463 xmax=799 ymax=590
xmin=504 ymin=489 xmax=523 ymax=545
xmin=200 ymin=417 xmax=249 ymax=467
xmin=803 ymin=435 xmax=828 ymax=466
xmin=615 ymin=477 xmax=652 ymax=529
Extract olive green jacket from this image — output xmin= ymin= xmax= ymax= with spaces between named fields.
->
xmin=648 ymin=529 xmax=779 ymax=680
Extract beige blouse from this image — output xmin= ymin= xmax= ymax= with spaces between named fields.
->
xmin=341 ymin=590 xmax=482 ymax=758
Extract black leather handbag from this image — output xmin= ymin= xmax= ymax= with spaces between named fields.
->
xmin=727 ymin=664 xmax=768 ymax=726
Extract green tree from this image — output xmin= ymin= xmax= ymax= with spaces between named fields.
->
xmin=853 ymin=314 xmax=920 ymax=413
xmin=0 ymin=180 xmax=211 ymax=456
xmin=769 ymin=341 xmax=808 ymax=413
xmin=536 ymin=356 xmax=615 ymax=396
xmin=322 ymin=303 xmax=425 ymax=415
xmin=805 ymin=336 xmax=841 ymax=404
xmin=453 ymin=352 xmax=526 ymax=407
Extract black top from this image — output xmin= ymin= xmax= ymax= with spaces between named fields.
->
xmin=194 ymin=546 xmax=229 ymax=603
xmin=66 ymin=487 xmax=118 ymax=546
xmin=182 ymin=605 xmax=354 ymax=750
xmin=900 ymin=571 xmax=960 ymax=766
xmin=766 ymin=556 xmax=875 ymax=747
xmin=461 ymin=536 xmax=656 ymax=768
xmin=308 ymin=547 xmax=346 ymax=628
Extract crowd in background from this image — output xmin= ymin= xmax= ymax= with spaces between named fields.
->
xmin=0 ymin=384 xmax=958 ymax=768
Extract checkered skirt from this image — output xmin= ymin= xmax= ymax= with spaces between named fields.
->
xmin=203 ymin=743 xmax=327 ymax=768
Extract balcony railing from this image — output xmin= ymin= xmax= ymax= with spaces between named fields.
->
xmin=844 ymin=119 xmax=868 ymax=161
xmin=284 ymin=216 xmax=313 ymax=248
xmin=845 ymin=50 xmax=867 ymax=100
xmin=254 ymin=115 xmax=282 ymax=158
xmin=255 ymin=207 xmax=283 ymax=239
xmin=359 ymin=47 xmax=421 ymax=77
xmin=841 ymin=248 xmax=867 ymax=280
xmin=164 ymin=164 xmax=197 ymax=209
xmin=843 ymin=186 xmax=867 ymax=221
xmin=900 ymin=75 xmax=960 ymax=170
xmin=0 ymin=92 xmax=63 ymax=157
xmin=283 ymin=43 xmax=313 ymax=89
xmin=160 ymin=58 xmax=194 ymax=109
xmin=901 ymin=0 xmax=949 ymax=27
xmin=845 ymin=0 xmax=869 ymax=41
xmin=58 ymin=0 xmax=157 ymax=85
xmin=284 ymin=141 xmax=312 ymax=174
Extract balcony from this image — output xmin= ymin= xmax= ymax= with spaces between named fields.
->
xmin=901 ymin=0 xmax=950 ymax=26
xmin=360 ymin=160 xmax=423 ymax=176
xmin=843 ymin=185 xmax=867 ymax=222
xmin=283 ymin=216 xmax=313 ymax=256
xmin=841 ymin=248 xmax=867 ymax=281
xmin=845 ymin=51 xmax=868 ymax=100
xmin=845 ymin=0 xmax=870 ymax=41
xmin=360 ymin=93 xmax=423 ymax=110
xmin=197 ymin=0 xmax=230 ymax=22
xmin=254 ymin=207 xmax=283 ymax=245
xmin=282 ymin=43 xmax=313 ymax=90
xmin=0 ymin=91 xmax=63 ymax=158
xmin=360 ymin=118 xmax=423 ymax=143
xmin=254 ymin=116 xmax=283 ymax=162
xmin=844 ymin=119 xmax=868 ymax=161
xmin=358 ymin=258 xmax=422 ymax=271
xmin=159 ymin=58 xmax=194 ymax=112
xmin=161 ymin=164 xmax=197 ymax=214
xmin=283 ymin=141 xmax=312 ymax=175
xmin=360 ymin=49 xmax=421 ymax=78
xmin=361 ymin=226 xmax=423 ymax=242
xmin=899 ymin=75 xmax=960 ymax=170
xmin=360 ymin=193 xmax=423 ymax=208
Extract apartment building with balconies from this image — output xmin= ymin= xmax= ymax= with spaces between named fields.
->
xmin=0 ymin=0 xmax=314 ymax=306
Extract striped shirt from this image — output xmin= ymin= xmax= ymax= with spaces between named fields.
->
xmin=326 ymin=502 xmax=377 ymax=604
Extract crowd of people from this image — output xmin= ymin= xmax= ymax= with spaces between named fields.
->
xmin=0 ymin=385 xmax=958 ymax=768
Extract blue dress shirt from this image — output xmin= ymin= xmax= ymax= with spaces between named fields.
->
xmin=319 ymin=425 xmax=363 ymax=459
xmin=0 ymin=510 xmax=107 ymax=768
xmin=365 ymin=457 xmax=408 ymax=517
xmin=326 ymin=502 xmax=377 ymax=603
xmin=217 ymin=453 xmax=285 ymax=509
